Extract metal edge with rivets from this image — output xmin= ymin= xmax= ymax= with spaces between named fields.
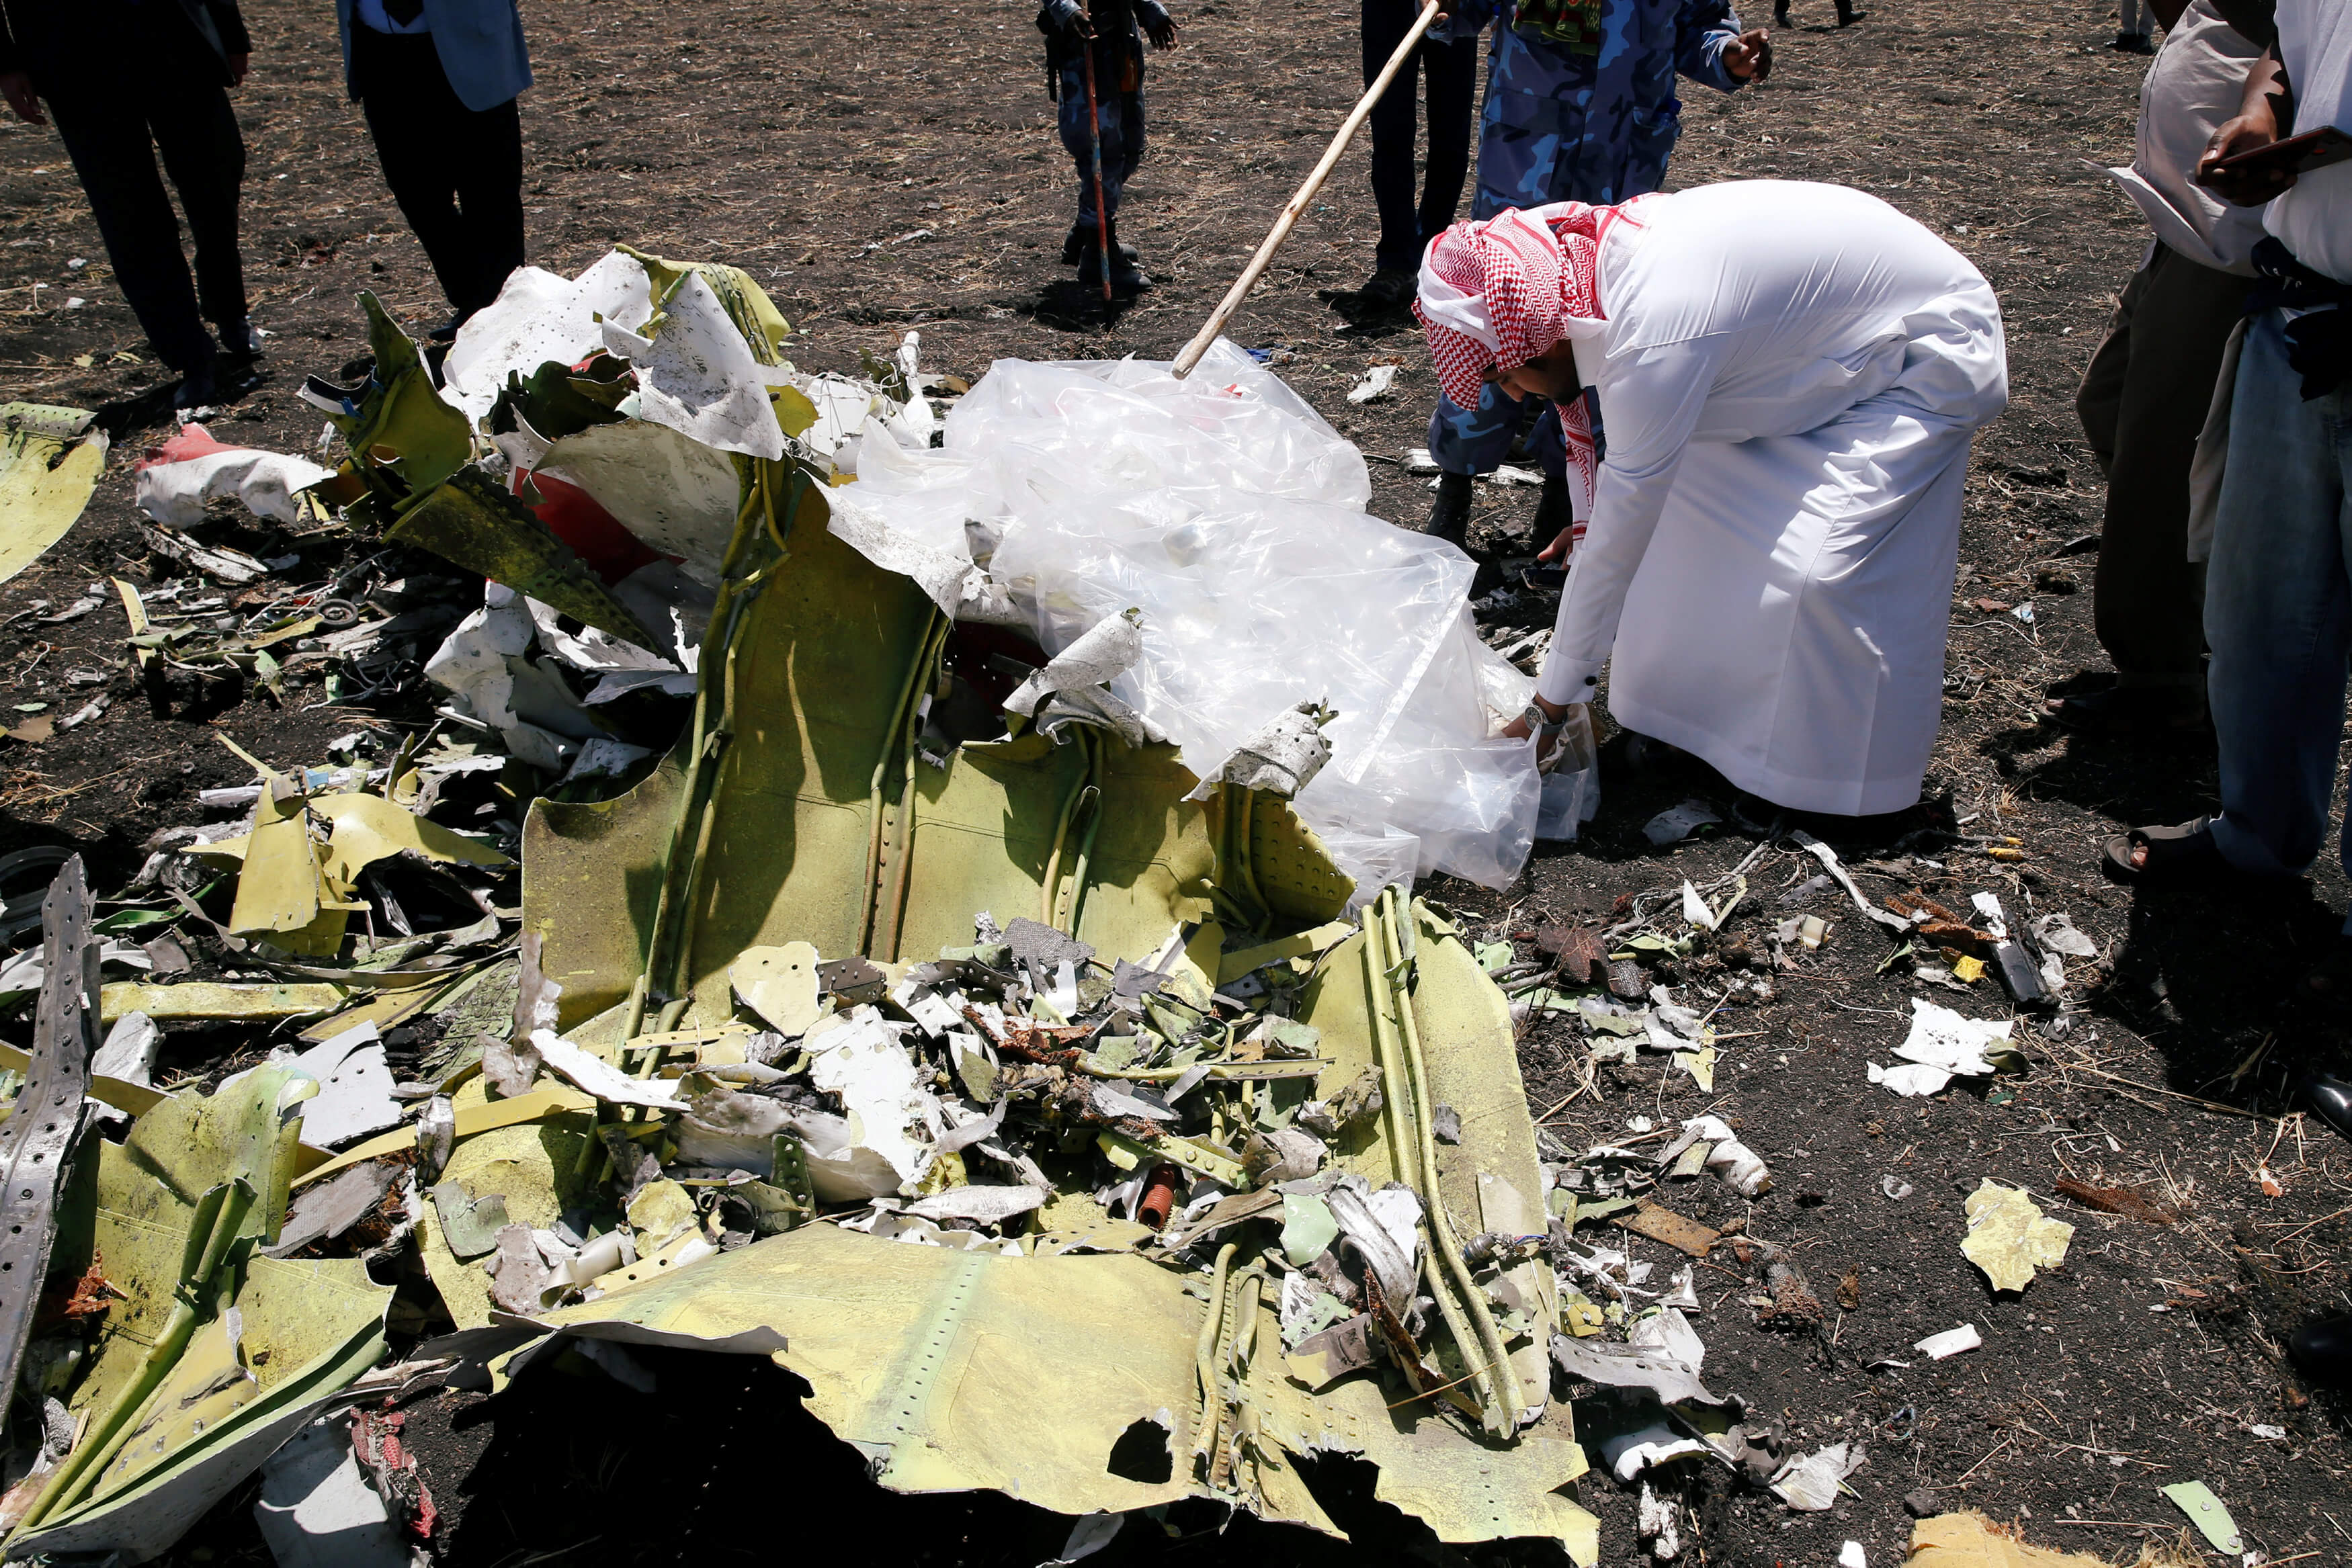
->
xmin=0 ymin=855 xmax=101 ymax=1421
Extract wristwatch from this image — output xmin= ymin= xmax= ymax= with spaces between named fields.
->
xmin=1519 ymin=701 xmax=1565 ymax=735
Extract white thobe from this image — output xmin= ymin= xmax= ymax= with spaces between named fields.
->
xmin=1540 ymin=180 xmax=2008 ymax=816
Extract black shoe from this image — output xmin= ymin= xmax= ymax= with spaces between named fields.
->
xmin=2288 ymin=1311 xmax=2352 ymax=1387
xmin=2302 ymin=1070 xmax=2352 ymax=1141
xmin=173 ymin=360 xmax=220 ymax=412
xmin=217 ymin=319 xmax=263 ymax=361
xmin=1066 ymin=224 xmax=1138 ymax=267
xmin=2045 ymin=681 xmax=2208 ymax=734
xmin=1530 ymin=472 xmax=1572 ymax=553
xmin=1361 ymin=268 xmax=1415 ymax=308
xmin=2113 ymin=28 xmax=2155 ymax=52
xmin=427 ymin=311 xmax=464 ymax=344
xmin=1837 ymin=0 xmax=1865 ymax=21
xmin=1773 ymin=0 xmax=1790 ymax=24
xmin=1078 ymin=244 xmax=1150 ymax=294
xmin=1425 ymin=472 xmax=1473 ymax=550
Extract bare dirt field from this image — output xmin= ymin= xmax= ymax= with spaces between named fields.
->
xmin=3 ymin=1 xmax=2349 ymax=1564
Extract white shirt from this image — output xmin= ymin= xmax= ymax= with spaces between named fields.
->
xmin=2107 ymin=0 xmax=2267 ymax=274
xmin=1542 ymin=181 xmax=2005 ymax=703
xmin=2267 ymin=0 xmax=2352 ymax=283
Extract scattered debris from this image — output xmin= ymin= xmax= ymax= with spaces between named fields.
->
xmin=1 ymin=404 xmax=108 ymax=588
xmin=1346 ymin=363 xmax=1398 ymax=403
xmin=1769 ymin=1442 xmax=1863 ymax=1510
xmin=1868 ymin=1000 xmax=2021 ymax=1098
xmin=1959 ymin=1180 xmax=2074 ymax=1293
xmin=1643 ymin=800 xmax=1722 ymax=846
xmin=252 ymin=1415 xmax=408 ymax=1568
xmin=134 ymin=424 xmax=335 ymax=527
xmin=2159 ymin=1481 xmax=2242 ymax=1555
xmin=1911 ymin=1323 xmax=1982 ymax=1360
xmin=2052 ymin=1177 xmax=2175 ymax=1223
xmin=1904 ymin=1512 xmax=2107 ymax=1567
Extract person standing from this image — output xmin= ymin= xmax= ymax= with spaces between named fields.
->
xmin=1038 ymin=0 xmax=1179 ymax=295
xmin=334 ymin=0 xmax=532 ymax=340
xmin=0 ymin=0 xmax=257 ymax=410
xmin=1358 ymin=0 xmax=1480 ymax=307
xmin=2112 ymin=3 xmax=2352 ymax=1379
xmin=1421 ymin=0 xmax=1770 ymax=552
xmin=1419 ymin=182 xmax=2007 ymax=813
xmin=2055 ymin=0 xmax=2265 ymax=732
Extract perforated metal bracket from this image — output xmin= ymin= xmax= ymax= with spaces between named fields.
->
xmin=0 ymin=857 xmax=99 ymax=1426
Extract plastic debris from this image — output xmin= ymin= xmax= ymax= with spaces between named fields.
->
xmin=1960 ymin=1180 xmax=2074 ymax=1293
xmin=134 ymin=424 xmax=334 ymax=527
xmin=1345 ymin=363 xmax=1398 ymax=403
xmin=822 ymin=343 xmax=1540 ymax=891
xmin=1911 ymin=1323 xmax=1982 ymax=1360
xmin=1768 ymin=1442 xmax=1863 ymax=1510
xmin=251 ymin=1415 xmax=407 ymax=1568
xmin=1868 ymin=999 xmax=2022 ymax=1097
xmin=1643 ymin=800 xmax=1722 ymax=846
xmin=1654 ymin=1116 xmax=1772 ymax=1197
xmin=2030 ymin=912 xmax=2097 ymax=959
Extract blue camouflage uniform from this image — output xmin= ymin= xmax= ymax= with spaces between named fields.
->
xmin=1039 ymin=0 xmax=1175 ymax=243
xmin=1430 ymin=0 xmax=1747 ymax=482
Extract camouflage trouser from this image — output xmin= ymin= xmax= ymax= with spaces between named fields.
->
xmin=1427 ymin=388 xmax=1580 ymax=482
xmin=1470 ymin=86 xmax=1681 ymax=218
xmin=1058 ymin=62 xmax=1144 ymax=235
xmin=1430 ymin=84 xmax=1672 ymax=476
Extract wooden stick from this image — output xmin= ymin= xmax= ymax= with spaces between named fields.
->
xmin=1078 ymin=36 xmax=1115 ymax=303
xmin=1171 ymin=0 xmax=1443 ymax=378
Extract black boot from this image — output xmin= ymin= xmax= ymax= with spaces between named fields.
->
xmin=1078 ymin=243 xmax=1151 ymax=294
xmin=1835 ymin=0 xmax=1865 ymax=23
xmin=1065 ymin=223 xmax=1138 ymax=267
xmin=1360 ymin=268 xmax=1416 ymax=308
xmin=2289 ymin=1312 xmax=2352 ymax=1387
xmin=2303 ymin=1069 xmax=2352 ymax=1143
xmin=1773 ymin=0 xmax=1790 ymax=24
xmin=1425 ymin=472 xmax=1473 ymax=549
xmin=172 ymin=356 xmax=220 ymax=412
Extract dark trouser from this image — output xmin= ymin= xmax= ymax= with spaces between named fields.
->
xmin=1362 ymin=0 xmax=1476 ymax=275
xmin=2074 ymin=242 xmax=2255 ymax=684
xmin=2204 ymin=306 xmax=2352 ymax=895
xmin=1056 ymin=58 xmax=1143 ymax=238
xmin=45 ymin=65 xmax=246 ymax=376
xmin=351 ymin=26 xmax=525 ymax=320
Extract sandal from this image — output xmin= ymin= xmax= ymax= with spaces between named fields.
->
xmin=2101 ymin=817 xmax=2225 ymax=883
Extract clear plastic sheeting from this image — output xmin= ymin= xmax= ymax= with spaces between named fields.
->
xmin=826 ymin=341 xmax=1539 ymax=891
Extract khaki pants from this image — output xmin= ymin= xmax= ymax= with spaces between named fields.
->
xmin=2075 ymin=242 xmax=2255 ymax=682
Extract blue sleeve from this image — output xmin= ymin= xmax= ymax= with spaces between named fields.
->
xmin=1433 ymin=0 xmax=1507 ymax=42
xmin=1676 ymin=0 xmax=1745 ymax=92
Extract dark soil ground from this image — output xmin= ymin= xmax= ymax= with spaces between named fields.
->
xmin=4 ymin=0 xmax=2350 ymax=1564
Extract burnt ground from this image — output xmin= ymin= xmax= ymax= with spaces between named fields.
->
xmin=3 ymin=0 xmax=2351 ymax=1564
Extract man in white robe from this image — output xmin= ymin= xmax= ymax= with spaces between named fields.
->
xmin=1417 ymin=179 xmax=2008 ymax=816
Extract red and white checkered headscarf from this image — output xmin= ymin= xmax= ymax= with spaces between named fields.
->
xmin=1413 ymin=200 xmax=1646 ymax=412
